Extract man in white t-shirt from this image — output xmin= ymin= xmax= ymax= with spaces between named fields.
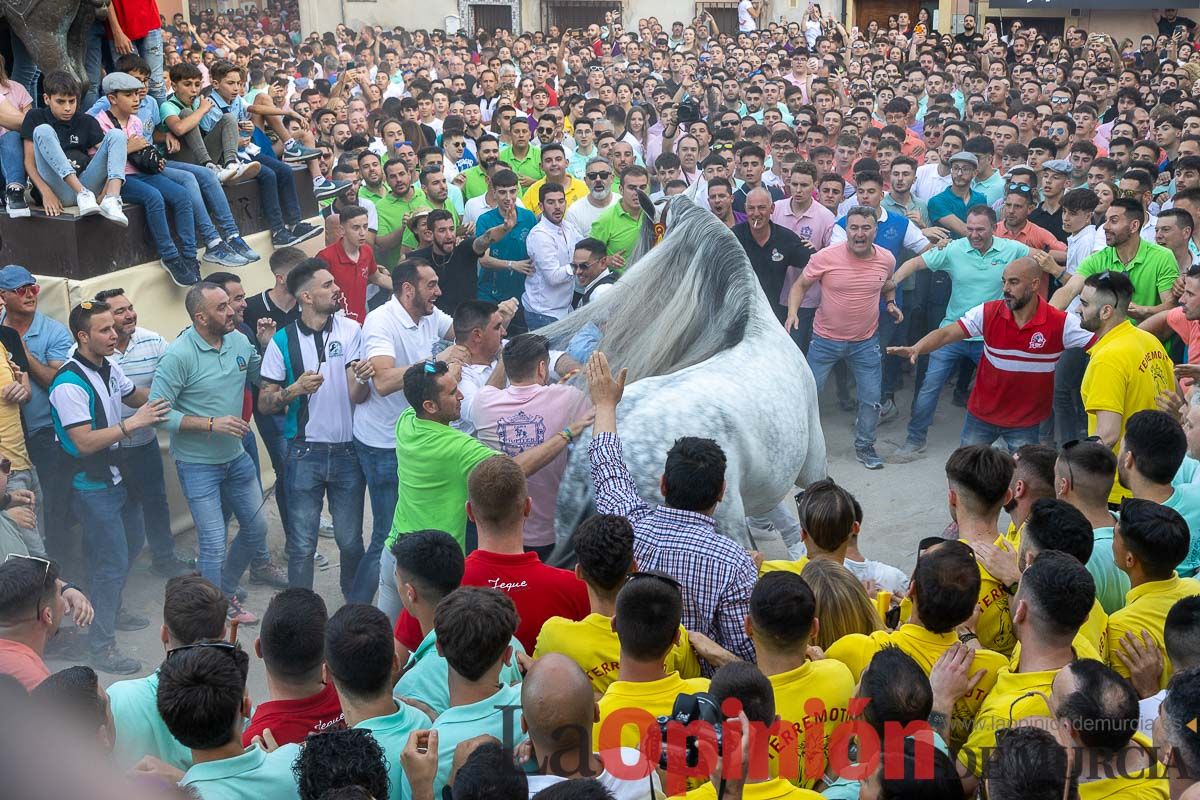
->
xmin=566 ymin=157 xmax=620 ymax=234
xmin=738 ymin=0 xmax=760 ymax=32
xmin=521 ymin=654 xmax=662 ymax=800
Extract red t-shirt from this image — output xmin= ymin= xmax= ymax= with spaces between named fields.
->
xmin=318 ymin=241 xmax=378 ymax=324
xmin=109 ymin=0 xmax=162 ymax=42
xmin=395 ymin=549 xmax=590 ymax=653
xmin=241 ymin=681 xmax=345 ymax=747
xmin=958 ymin=298 xmax=1094 ymax=428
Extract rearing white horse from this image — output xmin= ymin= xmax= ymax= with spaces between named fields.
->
xmin=540 ymin=196 xmax=827 ymax=551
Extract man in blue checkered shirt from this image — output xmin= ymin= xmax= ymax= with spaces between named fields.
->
xmin=584 ymin=352 xmax=757 ymax=669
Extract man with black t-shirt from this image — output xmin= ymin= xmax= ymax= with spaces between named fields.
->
xmin=408 ymin=209 xmax=485 ymax=315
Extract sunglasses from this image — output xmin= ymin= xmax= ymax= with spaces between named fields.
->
xmin=537 ymin=128 xmax=554 ymax=136
xmin=1060 ymin=435 xmax=1102 ymax=487
xmin=1115 ymin=188 xmax=1142 ymax=198
xmin=1050 ymin=96 xmax=1071 ymax=104
xmin=1006 ymin=182 xmax=1033 ymax=193
xmin=167 ymin=640 xmax=241 ymax=659
xmin=585 ymin=171 xmax=612 ymax=180
xmin=5 ymin=553 xmax=50 ymax=584
xmin=4 ymin=284 xmax=38 ymax=297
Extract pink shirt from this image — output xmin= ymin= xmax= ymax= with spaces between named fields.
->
xmin=1168 ymin=306 xmax=1200 ymax=391
xmin=94 ymin=109 xmax=142 ymax=175
xmin=0 ymin=638 xmax=49 ymax=690
xmin=772 ymin=197 xmax=836 ymax=308
xmin=471 ymin=383 xmax=591 ymax=547
xmin=0 ymin=81 xmax=32 ymax=135
xmin=803 ymin=242 xmax=896 ymax=341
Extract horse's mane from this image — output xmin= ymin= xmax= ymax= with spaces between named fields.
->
xmin=540 ymin=197 xmax=767 ymax=383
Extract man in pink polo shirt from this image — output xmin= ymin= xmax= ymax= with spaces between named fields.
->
xmin=470 ymin=333 xmax=591 ymax=559
xmin=772 ymin=163 xmax=837 ymax=350
xmin=0 ymin=555 xmax=68 ymax=690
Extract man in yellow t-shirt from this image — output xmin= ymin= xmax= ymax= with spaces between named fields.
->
xmin=0 ymin=342 xmax=37 ymax=553
xmin=759 ymin=479 xmax=855 ymax=578
xmin=1049 ymin=659 xmax=1169 ymax=800
xmin=1108 ymin=499 xmax=1200 ymax=689
xmin=747 ymin=571 xmax=855 ymax=788
xmin=826 ymin=541 xmax=1009 ymax=751
xmin=594 ymin=569 xmax=709 ymax=752
xmin=669 ymin=662 xmax=824 ymax=800
xmin=1077 ymin=271 xmax=1174 ymax=504
xmin=533 ymin=514 xmax=699 ymax=693
xmin=957 ymin=552 xmax=1097 ymax=791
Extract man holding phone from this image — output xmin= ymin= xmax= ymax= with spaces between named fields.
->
xmin=1155 ymin=9 xmax=1198 ymax=40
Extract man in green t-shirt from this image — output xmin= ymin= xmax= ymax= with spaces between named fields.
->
xmin=390 ymin=360 xmax=590 ymax=551
xmin=376 ymin=159 xmax=431 ymax=267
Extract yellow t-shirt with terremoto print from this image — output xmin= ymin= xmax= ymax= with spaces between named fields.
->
xmin=594 ymin=672 xmax=711 ymax=751
xmin=533 ymin=612 xmax=701 ymax=694
xmin=963 ymin=536 xmax=1017 ymax=657
xmin=766 ymin=659 xmax=856 ymax=788
xmin=1107 ymin=574 xmax=1200 ymax=689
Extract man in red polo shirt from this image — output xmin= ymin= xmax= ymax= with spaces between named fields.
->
xmin=889 ymin=254 xmax=1093 ymax=448
xmin=317 ymin=205 xmax=391 ymax=323
xmin=392 ymin=455 xmax=589 ymax=655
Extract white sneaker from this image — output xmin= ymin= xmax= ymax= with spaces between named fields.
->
xmin=216 ymin=164 xmax=238 ymax=183
xmin=98 ymin=196 xmax=128 ymax=227
xmin=234 ymin=161 xmax=260 ymax=181
xmin=75 ymin=189 xmax=100 ymax=216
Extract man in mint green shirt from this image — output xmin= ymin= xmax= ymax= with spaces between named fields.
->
xmin=326 ymin=603 xmax=432 ymax=800
xmin=109 ymin=575 xmax=229 ymax=771
xmin=1056 ymin=439 xmax=1129 ymax=614
xmin=589 ymin=165 xmax=650 ymax=269
xmin=391 ymin=361 xmax=586 ymax=552
xmin=429 ymin=587 xmax=525 ymax=796
xmin=391 ymin=530 xmax=524 ymax=716
xmin=158 ymin=644 xmax=301 ymax=800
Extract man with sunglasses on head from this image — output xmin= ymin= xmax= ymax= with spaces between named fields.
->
xmin=0 ymin=556 xmax=77 ymax=689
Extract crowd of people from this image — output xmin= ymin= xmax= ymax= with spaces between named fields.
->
xmin=6 ymin=2 xmax=1200 ymax=799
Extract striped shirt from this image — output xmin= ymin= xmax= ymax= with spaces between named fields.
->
xmin=112 ymin=328 xmax=167 ymax=448
xmin=958 ymin=299 xmax=1093 ymax=429
xmin=589 ymin=432 xmax=757 ymax=669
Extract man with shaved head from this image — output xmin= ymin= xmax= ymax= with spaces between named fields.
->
xmin=733 ymin=186 xmax=815 ymax=325
xmin=521 ymin=653 xmax=663 ymax=796
xmin=889 ymin=254 xmax=1094 ymax=448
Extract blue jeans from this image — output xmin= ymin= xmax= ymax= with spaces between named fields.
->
xmin=123 ymin=172 xmax=197 ymax=261
xmin=960 ymin=412 xmax=1042 ymax=449
xmin=31 ymin=125 xmax=126 ymax=204
xmin=0 ymin=130 xmax=25 ymax=186
xmin=9 ymin=34 xmax=38 ymax=106
xmin=253 ymin=410 xmax=294 ymax=545
xmin=134 ymin=29 xmax=166 ymax=102
xmin=355 ymin=439 xmax=399 ymax=611
xmin=164 ymin=162 xmax=240 ymax=244
xmin=253 ymin=151 xmax=302 ymax=231
xmin=807 ymin=334 xmax=882 ymax=451
xmin=73 ymin=483 xmax=143 ymax=654
xmin=82 ymin=20 xmax=110 ymax=109
xmin=285 ymin=441 xmax=365 ymax=598
xmin=175 ymin=452 xmax=267 ymax=598
xmin=120 ymin=439 xmax=175 ymax=565
xmin=524 ymin=309 xmax=560 ymax=330
xmin=1053 ymin=347 xmax=1089 ymax=447
xmin=234 ymin=428 xmax=273 ymax=569
xmin=905 ymin=340 xmax=985 ymax=448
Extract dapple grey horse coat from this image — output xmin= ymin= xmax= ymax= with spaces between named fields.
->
xmin=540 ymin=197 xmax=827 ymax=553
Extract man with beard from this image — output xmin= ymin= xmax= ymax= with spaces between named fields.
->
xmin=150 ymin=283 xmax=268 ymax=627
xmin=356 ymin=150 xmax=388 ymax=207
xmin=259 ymin=260 xmax=374 ymax=599
xmin=889 ymin=256 xmax=1092 ymax=449
xmin=459 ymin=135 xmax=501 ymax=201
xmin=409 ymin=209 xmax=491 ymax=315
xmin=525 ymin=184 xmax=583 ymax=327
xmin=1077 ymin=271 xmax=1175 ymax=505
xmin=565 ymin=157 xmax=620 ymax=234
xmin=377 ymin=160 xmax=432 ymax=264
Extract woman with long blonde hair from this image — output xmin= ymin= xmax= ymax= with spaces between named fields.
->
xmin=801 ymin=558 xmax=884 ymax=651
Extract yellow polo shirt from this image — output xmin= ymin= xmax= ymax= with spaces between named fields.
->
xmin=1081 ymin=320 xmax=1174 ymax=504
xmin=533 ymin=613 xmax=700 ymax=694
xmin=766 ymin=660 xmax=856 ymax=787
xmin=825 ymin=624 xmax=1009 ymax=750
xmin=523 ymin=175 xmax=589 ymax=216
xmin=1009 ymin=628 xmax=1103 ymax=669
xmin=759 ymin=557 xmax=809 ymax=577
xmin=595 ymin=672 xmax=710 ymax=751
xmin=1107 ymin=574 xmax=1200 ymax=689
xmin=1076 ymin=732 xmax=1169 ymax=800
xmin=672 ymin=777 xmax=824 ymax=799
xmin=957 ymin=667 xmax=1058 ymax=777
xmin=964 ymin=537 xmax=1017 ymax=657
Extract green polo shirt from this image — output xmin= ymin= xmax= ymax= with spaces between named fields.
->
xmin=459 ymin=165 xmax=489 ymax=201
xmin=922 ymin=236 xmax=1031 ymax=334
xmin=180 ymin=743 xmax=301 ymax=800
xmin=149 ymin=327 xmax=261 ymax=465
xmin=390 ymin=407 xmax=496 ymax=550
xmin=498 ymin=145 xmax=544 ymax=196
xmin=109 ymin=671 xmax=193 ymax=772
xmin=395 ymin=627 xmax=526 ymax=717
xmin=354 ymin=701 xmax=431 ymax=800
xmin=432 ymin=682 xmax=525 ymax=795
xmin=1076 ymin=239 xmax=1181 ymax=308
xmin=359 ymin=182 xmax=388 ymax=207
xmin=376 ymin=188 xmax=431 ymax=265
xmin=589 ymin=202 xmax=643 ymax=267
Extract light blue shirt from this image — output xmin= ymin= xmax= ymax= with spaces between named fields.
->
xmin=1088 ymin=523 xmax=1131 ymax=615
xmin=353 ymin=701 xmax=432 ymax=800
xmin=180 ymin=743 xmax=301 ymax=800
xmin=432 ymin=682 xmax=524 ymax=795
xmin=394 ymin=628 xmax=525 ymax=717
xmin=921 ymin=236 xmax=1030 ymax=333
xmin=89 ymin=94 xmax=160 ymax=133
xmin=6 ymin=311 xmax=73 ymax=433
xmin=108 ymin=671 xmax=193 ymax=772
xmin=1165 ymin=485 xmax=1200 ymax=577
xmin=1175 ymin=455 xmax=1200 ymax=487
xmin=822 ymin=732 xmax=949 ymax=800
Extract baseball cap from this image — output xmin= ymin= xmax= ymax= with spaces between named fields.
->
xmin=949 ymin=152 xmax=978 ymax=167
xmin=0 ymin=265 xmax=37 ymax=290
xmin=102 ymin=72 xmax=143 ymax=94
xmin=1042 ymin=159 xmax=1073 ymax=175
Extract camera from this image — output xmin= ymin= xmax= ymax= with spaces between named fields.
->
xmin=676 ymin=101 xmax=701 ymax=125
xmin=657 ymin=691 xmax=723 ymax=769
